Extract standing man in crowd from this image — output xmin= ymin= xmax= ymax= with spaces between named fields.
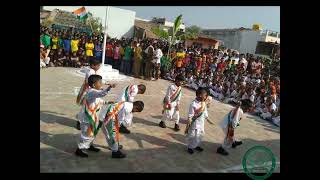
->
xmin=105 ymin=40 xmax=114 ymax=65
xmin=41 ymin=30 xmax=51 ymax=49
xmin=133 ymin=41 xmax=142 ymax=78
xmin=121 ymin=43 xmax=133 ymax=75
xmin=144 ymin=42 xmax=154 ymax=80
xmin=152 ymin=44 xmax=163 ymax=80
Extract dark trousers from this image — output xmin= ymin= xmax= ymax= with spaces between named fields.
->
xmin=129 ymin=60 xmax=133 ymax=75
xmin=121 ymin=60 xmax=131 ymax=75
xmin=145 ymin=61 xmax=152 ymax=79
xmin=140 ymin=62 xmax=146 ymax=76
xmin=113 ymin=59 xmax=121 ymax=70
xmin=105 ymin=56 xmax=112 ymax=65
xmin=152 ymin=63 xmax=160 ymax=79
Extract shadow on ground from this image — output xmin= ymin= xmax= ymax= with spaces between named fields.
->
xmin=40 ymin=111 xmax=77 ymax=129
xmin=247 ymin=115 xmax=280 ymax=134
xmin=40 ymin=132 xmax=280 ymax=172
xmin=134 ymin=117 xmax=159 ymax=127
xmin=41 ymin=114 xmax=280 ymax=172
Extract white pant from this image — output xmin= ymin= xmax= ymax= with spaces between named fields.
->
xmin=221 ymin=127 xmax=236 ymax=150
xmin=78 ymin=122 xmax=95 ymax=149
xmin=40 ymin=57 xmax=50 ymax=68
xmin=120 ymin=116 xmax=132 ymax=128
xmin=224 ymin=97 xmax=237 ymax=104
xmin=261 ymin=112 xmax=272 ymax=120
xmin=40 ymin=61 xmax=46 ymax=68
xmin=161 ymin=104 xmax=180 ymax=124
xmin=101 ymin=122 xmax=119 ymax=152
xmin=272 ymin=116 xmax=280 ymax=127
xmin=210 ymin=89 xmax=223 ymax=100
xmin=186 ymin=128 xmax=204 ymax=149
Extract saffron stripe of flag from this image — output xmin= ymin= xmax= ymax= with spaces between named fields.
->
xmin=73 ymin=7 xmax=86 ymax=15
xmin=73 ymin=7 xmax=88 ymax=22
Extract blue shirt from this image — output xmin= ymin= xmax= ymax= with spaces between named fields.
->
xmin=95 ymin=44 xmax=102 ymax=58
xmin=63 ymin=39 xmax=71 ymax=53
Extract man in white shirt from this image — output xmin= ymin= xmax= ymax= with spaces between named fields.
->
xmin=152 ymin=44 xmax=163 ymax=80
xmin=239 ymin=54 xmax=248 ymax=71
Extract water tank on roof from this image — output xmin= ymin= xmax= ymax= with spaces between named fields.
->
xmin=252 ymin=24 xmax=262 ymax=31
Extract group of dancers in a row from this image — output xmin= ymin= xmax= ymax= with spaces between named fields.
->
xmin=74 ymin=58 xmax=251 ymax=158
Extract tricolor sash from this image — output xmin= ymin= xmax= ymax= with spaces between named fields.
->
xmin=124 ymin=85 xmax=135 ymax=102
xmin=226 ymin=107 xmax=239 ymax=143
xmin=163 ymin=86 xmax=182 ymax=110
xmin=191 ymin=102 xmax=206 ymax=122
xmin=101 ymin=102 xmax=125 ymax=143
xmin=83 ymin=99 xmax=103 ymax=137
xmin=76 ymin=82 xmax=89 ymax=105
xmin=185 ymin=102 xmax=206 ymax=134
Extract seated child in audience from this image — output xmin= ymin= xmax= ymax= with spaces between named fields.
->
xmin=256 ymin=97 xmax=277 ymax=120
xmin=70 ymin=51 xmax=81 ymax=68
xmin=56 ymin=48 xmax=66 ymax=67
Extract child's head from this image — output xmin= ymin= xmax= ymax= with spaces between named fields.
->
xmin=137 ymin=84 xmax=146 ymax=94
xmin=89 ymin=58 xmax=102 ymax=71
xmin=132 ymin=101 xmax=144 ymax=112
xmin=88 ymin=75 xmax=103 ymax=90
xmin=240 ymin=99 xmax=252 ymax=112
xmin=175 ymin=74 xmax=185 ymax=87
xmin=196 ymin=87 xmax=208 ymax=102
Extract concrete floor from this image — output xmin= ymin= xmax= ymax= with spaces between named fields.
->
xmin=40 ymin=67 xmax=280 ymax=173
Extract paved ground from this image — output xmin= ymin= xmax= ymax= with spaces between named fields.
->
xmin=40 ymin=67 xmax=280 ymax=173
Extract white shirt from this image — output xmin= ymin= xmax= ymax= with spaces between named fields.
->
xmin=153 ymin=48 xmax=163 ymax=64
xmin=164 ymin=84 xmax=182 ymax=106
xmin=117 ymin=102 xmax=134 ymax=126
xmin=145 ymin=45 xmax=154 ymax=54
xmin=242 ymin=92 xmax=248 ymax=100
xmin=80 ymin=88 xmax=110 ymax=123
xmin=249 ymin=94 xmax=255 ymax=102
xmin=99 ymin=102 xmax=133 ymax=126
xmin=188 ymin=99 xmax=208 ymax=130
xmin=85 ymin=67 xmax=104 ymax=84
xmin=116 ymin=85 xmax=139 ymax=103
xmin=220 ymin=108 xmax=243 ymax=129
xmin=240 ymin=58 xmax=248 ymax=70
xmin=230 ymin=90 xmax=238 ymax=98
xmin=270 ymin=103 xmax=277 ymax=112
xmin=233 ymin=57 xmax=239 ymax=64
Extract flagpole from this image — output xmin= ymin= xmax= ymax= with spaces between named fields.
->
xmin=102 ymin=6 xmax=110 ymax=66
xmin=88 ymin=13 xmax=94 ymax=34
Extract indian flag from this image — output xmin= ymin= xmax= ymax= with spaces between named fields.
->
xmin=73 ymin=7 xmax=88 ymax=22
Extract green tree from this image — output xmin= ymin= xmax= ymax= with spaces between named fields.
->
xmin=41 ymin=19 xmax=53 ymax=28
xmin=87 ymin=12 xmax=103 ymax=34
xmin=151 ymin=27 xmax=169 ymax=40
xmin=151 ymin=15 xmax=184 ymax=71
xmin=179 ymin=25 xmax=202 ymax=40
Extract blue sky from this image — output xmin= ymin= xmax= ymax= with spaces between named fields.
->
xmin=44 ymin=6 xmax=280 ymax=32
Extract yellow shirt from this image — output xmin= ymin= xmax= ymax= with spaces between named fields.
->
xmin=134 ymin=47 xmax=142 ymax=61
xmin=119 ymin=47 xmax=125 ymax=56
xmin=85 ymin=43 xmax=94 ymax=56
xmin=176 ymin=52 xmax=185 ymax=59
xmin=71 ymin=39 xmax=79 ymax=52
xmin=52 ymin=37 xmax=58 ymax=50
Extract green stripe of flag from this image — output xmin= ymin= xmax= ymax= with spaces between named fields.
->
xmin=77 ymin=14 xmax=88 ymax=22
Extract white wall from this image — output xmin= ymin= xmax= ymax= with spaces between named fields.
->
xmin=107 ymin=7 xmax=136 ymax=39
xmin=239 ymin=30 xmax=261 ymax=55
